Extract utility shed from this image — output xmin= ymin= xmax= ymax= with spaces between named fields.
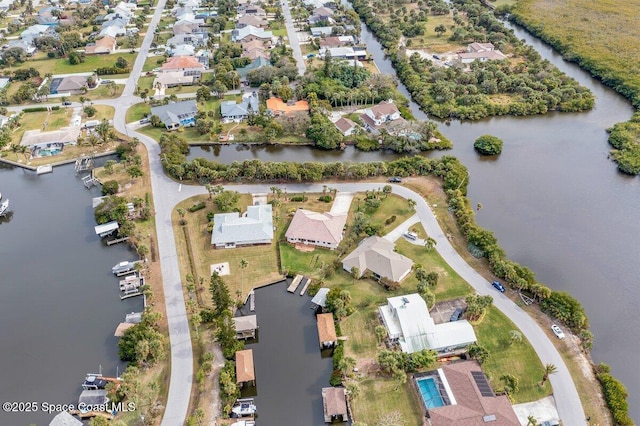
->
xmin=322 ymin=387 xmax=348 ymax=423
xmin=94 ymin=221 xmax=119 ymax=237
xmin=233 ymin=314 xmax=258 ymax=339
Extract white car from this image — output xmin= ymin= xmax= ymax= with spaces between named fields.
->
xmin=551 ymin=324 xmax=565 ymax=340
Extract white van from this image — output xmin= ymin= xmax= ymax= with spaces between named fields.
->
xmin=404 ymin=231 xmax=418 ymax=240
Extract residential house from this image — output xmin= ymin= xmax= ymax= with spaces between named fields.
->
xmin=244 ymin=47 xmax=269 ymax=60
xmin=211 ymin=204 xmax=273 ymax=248
xmin=21 ymin=24 xmax=55 ymax=45
xmin=36 ymin=7 xmax=60 ymax=25
xmin=220 ymin=92 xmax=260 ymax=122
xmin=167 ymin=33 xmax=207 ymax=49
xmin=173 ymin=17 xmax=205 ymax=35
xmin=266 ymin=97 xmax=310 ymax=116
xmin=172 ymin=6 xmax=193 ymax=18
xmin=100 ymin=18 xmax=127 ymax=37
xmin=325 ymin=46 xmax=366 ymax=60
xmin=0 ymin=0 xmax=15 ymax=12
xmin=104 ymin=3 xmax=134 ymax=23
xmin=175 ymin=0 xmax=200 ymax=8
xmin=236 ymin=14 xmax=266 ymax=29
xmin=333 ymin=117 xmax=357 ymax=137
xmin=50 ymin=76 xmax=88 ymax=94
xmin=285 ymin=209 xmax=346 ymax=249
xmin=457 ymin=42 xmax=506 ymax=64
xmin=168 ymin=43 xmax=195 ymax=57
xmin=161 ymin=55 xmax=205 ymax=77
xmin=235 ymin=349 xmax=255 ymax=386
xmin=416 ymin=361 xmax=520 ymax=425
xmin=85 ymin=35 xmax=117 ymax=54
xmin=233 ymin=315 xmax=258 ymax=340
xmin=316 ymin=313 xmax=337 ymax=349
xmin=243 ymin=4 xmax=266 ymax=16
xmin=308 ymin=6 xmax=334 ymax=25
xmin=321 ymin=387 xmax=348 ymax=423
xmin=311 ymin=26 xmax=335 ymax=37
xmin=379 ymin=293 xmax=477 ymax=354
xmin=238 ymin=56 xmax=270 ymax=82
xmin=7 ymin=40 xmax=36 ymax=56
xmin=150 ymin=100 xmax=198 ymax=130
xmin=232 ymin=25 xmax=273 ymax=43
xmin=21 ymin=127 xmax=81 ymax=157
xmin=342 ymin=236 xmax=413 ymax=282
xmin=360 ymin=100 xmax=401 ymax=132
xmin=319 ymin=35 xmax=356 ymax=50
xmin=153 ymin=71 xmax=194 ymax=89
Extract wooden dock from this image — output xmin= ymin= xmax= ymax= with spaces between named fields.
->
xmin=287 ymin=275 xmax=303 ymax=293
xmin=107 ymin=236 xmax=129 ymax=246
xmin=299 ymin=278 xmax=312 ymax=296
xmin=249 ymin=290 xmax=255 ymax=311
xmin=120 ymin=291 xmax=142 ymax=300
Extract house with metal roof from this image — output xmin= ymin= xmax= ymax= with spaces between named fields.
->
xmin=379 ymin=293 xmax=477 ymax=354
xmin=220 ymin=92 xmax=259 ymax=122
xmin=415 ymin=361 xmax=519 ymax=425
xmin=342 ymin=236 xmax=413 ymax=282
xmin=285 ymin=209 xmax=346 ymax=249
xmin=211 ymin=204 xmax=273 ymax=248
xmin=310 ymin=287 xmax=330 ymax=311
xmin=150 ymin=100 xmax=198 ymax=130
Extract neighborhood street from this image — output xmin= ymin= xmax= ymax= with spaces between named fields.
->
xmin=280 ymin=0 xmax=307 ymax=76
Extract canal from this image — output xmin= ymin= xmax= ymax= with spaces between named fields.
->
xmin=190 ymin=14 xmax=640 ymax=422
xmin=0 ymin=163 xmax=143 ymax=425
xmin=237 ymin=281 xmax=337 ymax=426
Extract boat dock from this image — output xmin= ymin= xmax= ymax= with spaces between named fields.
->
xmin=120 ymin=290 xmax=143 ymax=300
xmin=287 ymin=275 xmax=303 ymax=293
xmin=299 ymin=278 xmax=312 ymax=296
xmin=107 ymin=236 xmax=129 ymax=246
xmin=249 ymin=290 xmax=255 ymax=311
xmin=36 ymin=164 xmax=52 ymax=175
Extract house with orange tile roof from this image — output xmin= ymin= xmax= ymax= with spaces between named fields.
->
xmin=160 ymin=55 xmax=205 ymax=78
xmin=85 ymin=36 xmax=117 ymax=54
xmin=266 ymin=97 xmax=310 ymax=116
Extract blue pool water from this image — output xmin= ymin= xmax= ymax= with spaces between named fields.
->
xmin=416 ymin=377 xmax=445 ymax=409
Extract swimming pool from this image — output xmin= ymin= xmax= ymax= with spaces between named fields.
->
xmin=416 ymin=376 xmax=445 ymax=409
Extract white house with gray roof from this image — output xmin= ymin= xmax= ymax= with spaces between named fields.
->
xmin=220 ymin=92 xmax=259 ymax=122
xmin=211 ymin=204 xmax=273 ymax=248
xmin=379 ymin=293 xmax=477 ymax=354
xmin=150 ymin=100 xmax=198 ymax=130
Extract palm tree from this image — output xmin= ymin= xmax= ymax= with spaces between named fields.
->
xmin=541 ymin=363 xmax=557 ymax=386
xmin=526 ymin=415 xmax=538 ymax=426
xmin=407 ymin=198 xmax=416 ymax=210
xmin=338 ymin=356 xmax=356 ymax=377
xmin=240 ymin=258 xmax=248 ymax=297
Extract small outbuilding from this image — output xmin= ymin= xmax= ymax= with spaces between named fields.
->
xmin=316 ymin=312 xmax=337 ymax=349
xmin=94 ymin=221 xmax=119 ymax=238
xmin=233 ymin=314 xmax=258 ymax=340
xmin=310 ymin=287 xmax=330 ymax=312
xmin=321 ymin=387 xmax=348 ymax=423
xmin=235 ymin=349 xmax=255 ymax=386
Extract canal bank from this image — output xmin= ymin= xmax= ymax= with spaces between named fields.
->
xmin=0 ymin=163 xmax=143 ymax=425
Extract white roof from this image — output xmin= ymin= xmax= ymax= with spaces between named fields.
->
xmin=211 ymin=204 xmax=273 ymax=245
xmin=94 ymin=221 xmax=119 ymax=236
xmin=311 ymin=287 xmax=330 ymax=307
xmin=233 ymin=25 xmax=273 ymax=41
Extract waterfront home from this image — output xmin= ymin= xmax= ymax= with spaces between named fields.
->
xmin=457 ymin=42 xmax=506 ymax=64
xmin=316 ymin=312 xmax=337 ymax=349
xmin=235 ymin=349 xmax=256 ymax=386
xmin=333 ymin=117 xmax=357 ymax=137
xmin=220 ymin=92 xmax=260 ymax=122
xmin=85 ymin=35 xmax=117 ymax=54
xmin=415 ymin=361 xmax=519 ymax=425
xmin=266 ymin=97 xmax=310 ymax=116
xmin=324 ymin=46 xmax=367 ymax=60
xmin=319 ymin=35 xmax=357 ymax=49
xmin=233 ymin=314 xmax=258 ymax=339
xmin=285 ymin=209 xmax=346 ymax=249
xmin=211 ymin=204 xmax=273 ymax=248
xmin=321 ymin=387 xmax=348 ymax=423
xmin=360 ymin=100 xmax=401 ymax=133
xmin=150 ymin=100 xmax=198 ymax=130
xmin=342 ymin=236 xmax=413 ymax=282
xmin=21 ymin=127 xmax=81 ymax=158
xmin=379 ymin=293 xmax=477 ymax=354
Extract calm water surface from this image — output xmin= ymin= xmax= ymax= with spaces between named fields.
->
xmin=0 ymin=163 xmax=143 ymax=425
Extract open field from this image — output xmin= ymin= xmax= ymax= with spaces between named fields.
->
xmin=12 ymin=52 xmax=137 ymax=75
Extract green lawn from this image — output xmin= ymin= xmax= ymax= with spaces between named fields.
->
xmin=138 ymin=76 xmax=155 ymax=92
xmin=143 ymin=55 xmax=165 ymax=72
xmin=10 ymin=109 xmax=71 ymax=145
xmin=352 ymin=378 xmax=423 ymax=426
xmin=126 ymin=102 xmax=151 ymax=123
xmin=13 ymin=52 xmax=138 ymax=75
xmin=474 ymin=307 xmax=550 ymax=403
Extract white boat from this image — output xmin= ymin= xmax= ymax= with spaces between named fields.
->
xmin=111 ymin=260 xmax=140 ymax=275
xmin=231 ymin=400 xmax=257 ymax=418
xmin=0 ymin=199 xmax=9 ymax=217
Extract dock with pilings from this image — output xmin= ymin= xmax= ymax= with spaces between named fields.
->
xmin=287 ymin=275 xmax=303 ymax=293
xmin=300 ymin=278 xmax=312 ymax=296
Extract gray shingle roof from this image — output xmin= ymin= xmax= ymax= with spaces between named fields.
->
xmin=150 ymin=100 xmax=198 ymax=127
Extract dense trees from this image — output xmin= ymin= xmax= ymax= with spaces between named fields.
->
xmin=607 ymin=112 xmax=640 ymax=174
xmin=474 ymin=135 xmax=503 ymax=155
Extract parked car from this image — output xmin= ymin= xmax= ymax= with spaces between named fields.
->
xmin=139 ymin=117 xmax=150 ymax=124
xmin=551 ymin=324 xmax=565 ymax=340
xmin=404 ymin=231 xmax=418 ymax=241
xmin=492 ymin=280 xmax=505 ymax=292
xmin=433 ymin=54 xmax=441 ymax=60
xmin=101 ymin=80 xmax=114 ymax=85
xmin=388 ymin=177 xmax=402 ymax=183
xmin=450 ymin=307 xmax=464 ymax=322
xmin=62 ymin=101 xmax=72 ymax=106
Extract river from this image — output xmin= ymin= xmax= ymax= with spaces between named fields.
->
xmin=0 ymin=163 xmax=143 ymax=425
xmin=189 ymin=16 xmax=640 ymax=422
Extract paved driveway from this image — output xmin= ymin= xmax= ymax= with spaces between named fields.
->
xmin=329 ymin=192 xmax=354 ymax=215
xmin=382 ymin=213 xmax=419 ymax=242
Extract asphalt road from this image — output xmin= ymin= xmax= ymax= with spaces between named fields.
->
xmin=280 ymin=0 xmax=307 ymax=76
xmin=143 ymin=181 xmax=585 ymax=424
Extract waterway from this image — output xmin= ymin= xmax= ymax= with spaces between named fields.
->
xmin=0 ymin=163 xmax=143 ymax=425
xmin=189 ymin=17 xmax=640 ymax=421
xmin=237 ymin=281 xmax=338 ymax=425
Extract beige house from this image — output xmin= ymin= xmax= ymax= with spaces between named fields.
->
xmin=153 ymin=71 xmax=195 ymax=89
xmin=285 ymin=209 xmax=346 ymax=249
xmin=457 ymin=42 xmax=506 ymax=64
xmin=85 ymin=36 xmax=117 ymax=54
xmin=333 ymin=117 xmax=357 ymax=137
xmin=233 ymin=315 xmax=258 ymax=340
xmin=342 ymin=236 xmax=413 ymax=282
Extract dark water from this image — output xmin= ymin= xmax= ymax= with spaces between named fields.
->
xmin=192 ymin=15 xmax=640 ymax=421
xmin=238 ymin=281 xmax=336 ymax=426
xmin=0 ymin=163 xmax=143 ymax=425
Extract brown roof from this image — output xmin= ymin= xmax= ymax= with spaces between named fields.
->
xmin=161 ymin=55 xmax=204 ymax=71
xmin=334 ymin=117 xmax=356 ymax=133
xmin=244 ymin=48 xmax=269 ymax=60
xmin=235 ymin=349 xmax=255 ymax=383
xmin=285 ymin=209 xmax=346 ymax=246
xmin=320 ymin=36 xmax=347 ymax=48
xmin=242 ymin=39 xmax=266 ymax=51
xmin=266 ymin=97 xmax=310 ymax=115
xmin=428 ymin=361 xmax=520 ymax=426
xmin=85 ymin=36 xmax=116 ymax=54
xmin=317 ymin=313 xmax=337 ymax=345
xmin=322 ymin=387 xmax=348 ymax=417
xmin=369 ymin=100 xmax=400 ymax=120
xmin=237 ymin=15 xmax=266 ymax=27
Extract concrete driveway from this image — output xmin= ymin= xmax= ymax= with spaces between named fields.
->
xmin=329 ymin=192 xmax=354 ymax=215
xmin=382 ymin=213 xmax=420 ymax=242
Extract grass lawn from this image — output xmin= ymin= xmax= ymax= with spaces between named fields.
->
xmin=138 ymin=76 xmax=155 ymax=92
xmin=407 ymin=14 xmax=465 ymax=53
xmin=143 ymin=55 xmax=165 ymax=72
xmin=474 ymin=307 xmax=549 ymax=403
xmin=13 ymin=52 xmax=138 ymax=75
xmin=10 ymin=109 xmax=71 ymax=145
xmin=126 ymin=102 xmax=151 ymax=123
xmin=87 ymin=105 xmax=115 ymax=121
xmin=352 ymin=378 xmax=423 ymax=426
